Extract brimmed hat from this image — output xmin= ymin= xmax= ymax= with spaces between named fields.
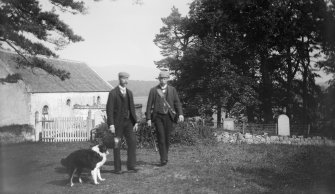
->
xmin=157 ymin=71 xmax=170 ymax=79
xmin=118 ymin=72 xmax=129 ymax=78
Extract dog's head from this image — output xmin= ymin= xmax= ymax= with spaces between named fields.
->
xmin=98 ymin=144 xmax=109 ymax=154
xmin=91 ymin=143 xmax=109 ymax=155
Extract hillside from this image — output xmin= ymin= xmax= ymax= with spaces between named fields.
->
xmin=108 ymin=80 xmax=157 ymax=97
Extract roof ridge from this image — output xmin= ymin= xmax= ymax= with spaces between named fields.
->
xmin=88 ymin=65 xmax=114 ymax=89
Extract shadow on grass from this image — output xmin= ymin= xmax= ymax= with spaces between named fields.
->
xmin=47 ymin=179 xmax=69 ymax=187
xmin=55 ymin=166 xmax=67 ymax=174
xmin=54 ymin=160 xmax=158 ymax=176
xmin=234 ymin=167 xmax=291 ymax=189
xmin=47 ymin=176 xmax=94 ymax=187
xmin=233 ymin=149 xmax=335 ymax=193
xmin=104 ymin=160 xmax=157 ymax=166
xmin=50 ymin=168 xmax=99 ymax=186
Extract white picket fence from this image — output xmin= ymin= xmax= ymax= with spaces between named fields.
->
xmin=41 ymin=117 xmax=93 ymax=142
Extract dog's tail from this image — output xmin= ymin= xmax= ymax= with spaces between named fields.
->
xmin=60 ymin=158 xmax=68 ymax=167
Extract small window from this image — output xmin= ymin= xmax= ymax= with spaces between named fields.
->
xmin=66 ymin=99 xmax=71 ymax=106
xmin=42 ymin=105 xmax=49 ymax=120
xmin=97 ymin=96 xmax=101 ymax=105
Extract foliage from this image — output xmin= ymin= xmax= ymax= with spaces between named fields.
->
xmin=91 ymin=120 xmax=216 ymax=148
xmin=0 ymin=0 xmax=145 ymax=83
xmin=0 ymin=124 xmax=35 ymax=144
xmin=170 ymin=122 xmax=216 ymax=146
xmin=318 ymin=84 xmax=335 ymax=136
xmin=0 ymin=124 xmax=34 ymax=135
xmin=0 ymin=0 xmax=95 ymax=81
xmin=0 ymin=73 xmax=22 ymax=84
xmin=154 ymin=0 xmax=335 ymax=127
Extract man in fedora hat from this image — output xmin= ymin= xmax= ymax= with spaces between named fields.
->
xmin=146 ymin=70 xmax=184 ymax=166
xmin=106 ymin=72 xmax=139 ymax=174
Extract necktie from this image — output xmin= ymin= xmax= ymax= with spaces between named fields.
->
xmin=120 ymin=88 xmax=126 ymax=96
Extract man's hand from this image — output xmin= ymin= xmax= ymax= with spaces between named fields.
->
xmin=147 ymin=120 xmax=152 ymax=127
xmin=133 ymin=123 xmax=138 ymax=132
xmin=178 ymin=115 xmax=184 ymax=122
xmin=109 ymin=125 xmax=115 ymax=134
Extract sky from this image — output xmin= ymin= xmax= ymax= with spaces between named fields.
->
xmin=53 ymin=0 xmax=192 ymax=81
xmin=53 ymin=0 xmax=333 ymax=83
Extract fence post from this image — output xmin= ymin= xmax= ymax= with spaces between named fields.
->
xmin=34 ymin=111 xmax=41 ymax=142
xmin=87 ymin=110 xmax=92 ymax=140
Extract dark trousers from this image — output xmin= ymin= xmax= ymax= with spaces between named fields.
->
xmin=154 ymin=113 xmax=173 ymax=163
xmin=114 ymin=118 xmax=136 ymax=171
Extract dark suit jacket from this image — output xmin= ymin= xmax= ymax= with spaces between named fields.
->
xmin=106 ymin=87 xmax=137 ymax=130
xmin=145 ymin=85 xmax=183 ymax=121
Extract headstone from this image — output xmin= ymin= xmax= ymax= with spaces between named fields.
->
xmin=212 ymin=113 xmax=218 ymax=128
xmin=278 ymin=114 xmax=290 ymax=136
xmin=223 ymin=118 xmax=235 ymax=130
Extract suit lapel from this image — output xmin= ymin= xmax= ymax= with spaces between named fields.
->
xmin=126 ymin=88 xmax=131 ymax=99
xmin=117 ymin=86 xmax=125 ymax=97
xmin=166 ymin=85 xmax=171 ymax=101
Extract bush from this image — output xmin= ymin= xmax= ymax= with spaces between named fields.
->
xmin=170 ymin=122 xmax=216 ymax=146
xmin=91 ymin=120 xmax=217 ymax=149
xmin=91 ymin=120 xmax=156 ymax=149
xmin=0 ymin=124 xmax=35 ymax=144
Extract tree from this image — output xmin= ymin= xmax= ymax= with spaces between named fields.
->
xmin=153 ymin=6 xmax=194 ymax=74
xmin=155 ymin=0 xmax=335 ymax=127
xmin=154 ymin=2 xmax=259 ymax=126
xmin=0 ymin=0 xmax=91 ymax=81
xmin=190 ymin=0 xmax=335 ymax=124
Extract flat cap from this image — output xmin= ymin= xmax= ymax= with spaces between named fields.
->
xmin=118 ymin=72 xmax=129 ymax=78
xmin=158 ymin=71 xmax=170 ymax=78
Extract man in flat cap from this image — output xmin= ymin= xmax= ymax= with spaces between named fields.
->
xmin=106 ymin=72 xmax=139 ymax=174
xmin=146 ymin=70 xmax=184 ymax=166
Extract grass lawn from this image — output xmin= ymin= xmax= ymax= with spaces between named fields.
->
xmin=1 ymin=141 xmax=335 ymax=194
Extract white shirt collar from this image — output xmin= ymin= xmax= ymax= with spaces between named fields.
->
xmin=160 ymin=84 xmax=167 ymax=90
xmin=118 ymin=85 xmax=127 ymax=93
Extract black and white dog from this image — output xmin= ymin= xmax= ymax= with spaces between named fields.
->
xmin=61 ymin=144 xmax=109 ymax=187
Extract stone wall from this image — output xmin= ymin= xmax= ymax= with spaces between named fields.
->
xmin=214 ymin=131 xmax=335 ymax=146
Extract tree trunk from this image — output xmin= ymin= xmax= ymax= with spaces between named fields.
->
xmin=246 ymin=106 xmax=255 ymax=123
xmin=217 ymin=103 xmax=222 ymax=128
xmin=286 ymin=46 xmax=293 ymax=119
xmin=302 ymin=38 xmax=310 ymax=127
xmin=260 ymin=54 xmax=273 ymax=123
xmin=302 ymin=63 xmax=308 ymax=125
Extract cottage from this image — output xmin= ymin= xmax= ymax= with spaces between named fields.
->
xmin=0 ymin=50 xmax=116 ymax=141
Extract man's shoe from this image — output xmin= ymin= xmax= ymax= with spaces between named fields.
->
xmin=112 ymin=170 xmax=123 ymax=174
xmin=126 ymin=168 xmax=139 ymax=173
xmin=158 ymin=160 xmax=167 ymax=167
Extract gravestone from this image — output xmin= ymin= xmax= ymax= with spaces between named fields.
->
xmin=278 ymin=114 xmax=290 ymax=136
xmin=223 ymin=118 xmax=235 ymax=130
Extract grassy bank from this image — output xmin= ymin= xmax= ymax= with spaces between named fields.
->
xmin=1 ymin=142 xmax=335 ymax=194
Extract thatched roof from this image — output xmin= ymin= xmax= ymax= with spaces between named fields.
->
xmin=0 ymin=50 xmax=113 ymax=93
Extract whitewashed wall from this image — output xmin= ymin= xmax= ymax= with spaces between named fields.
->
xmin=30 ymin=92 xmax=109 ymax=125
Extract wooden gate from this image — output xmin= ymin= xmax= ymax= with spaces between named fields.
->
xmin=41 ymin=117 xmax=93 ymax=142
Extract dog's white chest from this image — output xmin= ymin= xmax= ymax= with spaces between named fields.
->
xmin=96 ymin=154 xmax=107 ymax=168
